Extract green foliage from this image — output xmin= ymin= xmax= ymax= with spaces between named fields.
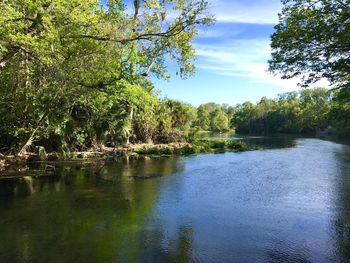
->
xmin=133 ymin=144 xmax=195 ymax=155
xmin=192 ymin=139 xmax=248 ymax=153
xmin=330 ymin=87 xmax=350 ymax=136
xmin=298 ymin=88 xmax=332 ymax=132
xmin=132 ymin=139 xmax=248 ymax=155
xmin=269 ymin=0 xmax=350 ymax=136
xmin=210 ymin=108 xmax=230 ymax=132
xmin=156 ymin=99 xmax=197 ymax=143
xmin=269 ymin=0 xmax=350 ymax=89
xmin=0 ymin=0 xmax=212 ymax=154
xmin=195 ymin=105 xmax=210 ymax=130
xmin=37 ymin=146 xmax=47 ymax=161
xmin=195 ymin=103 xmax=231 ymax=132
xmin=232 ymin=88 xmax=332 ymax=134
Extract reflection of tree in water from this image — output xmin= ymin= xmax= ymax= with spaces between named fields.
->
xmin=200 ymin=132 xmax=299 ymax=150
xmin=0 ymin=176 xmax=35 ymax=199
xmin=0 ymin=157 xmax=191 ymax=262
xmin=243 ymin=135 xmax=298 ymax=150
xmin=100 ymin=155 xmax=185 ymax=179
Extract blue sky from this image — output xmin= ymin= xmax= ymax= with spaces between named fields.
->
xmin=101 ymin=0 xmax=314 ymax=106
xmin=151 ymin=0 xmax=310 ymax=106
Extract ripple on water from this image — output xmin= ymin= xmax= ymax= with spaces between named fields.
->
xmin=0 ymin=138 xmax=350 ymax=262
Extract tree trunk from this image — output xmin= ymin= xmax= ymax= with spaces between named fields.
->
xmin=17 ymin=113 xmax=47 ymax=156
xmin=125 ymin=107 xmax=134 ymax=145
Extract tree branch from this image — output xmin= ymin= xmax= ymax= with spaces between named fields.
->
xmin=77 ymin=19 xmax=203 ymax=44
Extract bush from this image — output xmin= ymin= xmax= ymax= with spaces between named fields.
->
xmin=192 ymin=139 xmax=248 ymax=153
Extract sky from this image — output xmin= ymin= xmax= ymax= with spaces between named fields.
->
xmin=154 ymin=0 xmax=303 ymax=106
xmin=100 ymin=0 xmax=318 ymax=106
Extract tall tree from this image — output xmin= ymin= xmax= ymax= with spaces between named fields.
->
xmin=0 ymin=0 xmax=212 ymax=153
xmin=269 ymin=0 xmax=350 ymax=89
xmin=196 ymin=105 xmax=210 ymax=130
xmin=210 ymin=108 xmax=229 ymax=132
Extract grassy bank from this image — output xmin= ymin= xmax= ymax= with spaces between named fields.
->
xmin=0 ymin=140 xmax=249 ymax=170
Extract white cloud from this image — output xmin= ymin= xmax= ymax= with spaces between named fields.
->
xmin=195 ymin=37 xmax=329 ymax=91
xmin=196 ymin=28 xmax=243 ymax=39
xmin=195 ymin=39 xmax=303 ymax=90
xmin=208 ymin=0 xmax=282 ymax=24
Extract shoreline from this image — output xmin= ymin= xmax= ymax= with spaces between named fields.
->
xmin=0 ymin=140 xmax=248 ymax=177
xmin=1 ymin=134 xmax=348 ymax=178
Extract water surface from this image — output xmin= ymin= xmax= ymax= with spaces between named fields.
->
xmin=1 ymin=137 xmax=350 ymax=262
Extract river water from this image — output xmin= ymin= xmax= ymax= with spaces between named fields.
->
xmin=0 ymin=136 xmax=350 ymax=262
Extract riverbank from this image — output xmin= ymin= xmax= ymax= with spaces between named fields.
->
xmin=0 ymin=140 xmax=249 ymax=175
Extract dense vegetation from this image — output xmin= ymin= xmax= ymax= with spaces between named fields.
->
xmin=0 ymin=0 xmax=211 ymax=155
xmin=232 ymin=88 xmax=332 ymax=135
xmin=195 ymin=88 xmax=348 ymax=136
xmin=269 ymin=0 xmax=350 ymax=135
xmin=195 ymin=103 xmax=232 ymax=132
xmin=0 ymin=0 xmax=349 ymax=158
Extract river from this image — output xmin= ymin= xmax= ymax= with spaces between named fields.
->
xmin=0 ymin=136 xmax=349 ymax=262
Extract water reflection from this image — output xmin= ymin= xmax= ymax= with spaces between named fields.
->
xmin=100 ymin=155 xmax=185 ymax=180
xmin=333 ymin=146 xmax=350 ymax=262
xmin=0 ymin=156 xmax=190 ymax=263
xmin=201 ymin=132 xmax=299 ymax=149
xmin=0 ymin=139 xmax=350 ymax=262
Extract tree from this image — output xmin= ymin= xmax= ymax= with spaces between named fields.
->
xmin=156 ymin=99 xmax=197 ymax=143
xmin=210 ymin=109 xmax=229 ymax=132
xmin=298 ymin=88 xmax=332 ymax=132
xmin=269 ymin=0 xmax=350 ymax=136
xmin=232 ymin=102 xmax=256 ymax=133
xmin=231 ymin=89 xmax=332 ymax=135
xmin=0 ymin=0 xmax=213 ymax=153
xmin=330 ymin=88 xmax=350 ymax=135
xmin=256 ymin=97 xmax=276 ymax=134
xmin=0 ymin=0 xmax=213 ymax=83
xmin=275 ymin=92 xmax=302 ymax=132
xmin=200 ymin=102 xmax=220 ymax=113
xmin=196 ymin=105 xmax=210 ymax=130
xmin=269 ymin=0 xmax=350 ymax=89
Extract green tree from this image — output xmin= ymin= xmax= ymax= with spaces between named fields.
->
xmin=231 ymin=89 xmax=332 ymax=135
xmin=232 ymin=102 xmax=257 ymax=133
xmin=269 ymin=0 xmax=349 ymax=135
xmin=196 ymin=105 xmax=210 ymax=130
xmin=298 ymin=88 xmax=332 ymax=132
xmin=269 ymin=0 xmax=350 ymax=89
xmin=156 ymin=99 xmax=196 ymax=143
xmin=210 ymin=108 xmax=229 ymax=132
xmin=275 ymin=92 xmax=302 ymax=132
xmin=330 ymin=88 xmax=350 ymax=135
xmin=0 ymin=0 xmax=212 ymax=154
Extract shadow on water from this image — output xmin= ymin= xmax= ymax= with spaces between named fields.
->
xmin=333 ymin=147 xmax=350 ymax=262
xmin=0 ymin=156 xmax=193 ymax=263
xmin=1 ymin=137 xmax=350 ymax=262
xmin=99 ymin=155 xmax=185 ymax=181
xmin=201 ymin=132 xmax=299 ymax=149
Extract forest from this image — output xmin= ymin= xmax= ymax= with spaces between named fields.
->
xmin=0 ymin=0 xmax=349 ymax=157
xmin=196 ymin=88 xmax=349 ymax=136
xmin=0 ymin=0 xmax=212 ymax=156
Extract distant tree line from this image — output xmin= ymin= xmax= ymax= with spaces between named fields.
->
xmin=195 ymin=88 xmax=349 ymax=136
